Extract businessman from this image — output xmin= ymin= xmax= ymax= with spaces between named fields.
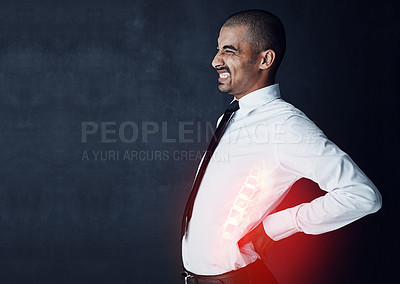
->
xmin=181 ymin=9 xmax=382 ymax=283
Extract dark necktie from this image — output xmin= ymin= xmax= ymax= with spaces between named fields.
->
xmin=181 ymin=100 xmax=240 ymax=239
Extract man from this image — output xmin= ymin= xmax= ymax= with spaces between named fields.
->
xmin=181 ymin=9 xmax=382 ymax=283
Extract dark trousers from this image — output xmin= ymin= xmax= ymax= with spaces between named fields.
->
xmin=182 ymin=260 xmax=278 ymax=284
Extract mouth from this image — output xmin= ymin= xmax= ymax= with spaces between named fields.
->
xmin=217 ymin=70 xmax=230 ymax=83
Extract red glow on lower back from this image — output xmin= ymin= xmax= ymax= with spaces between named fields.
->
xmin=265 ymin=178 xmax=350 ymax=283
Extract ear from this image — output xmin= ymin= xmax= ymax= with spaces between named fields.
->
xmin=259 ymin=49 xmax=275 ymax=70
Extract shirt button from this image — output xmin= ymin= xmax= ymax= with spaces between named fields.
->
xmin=185 ymin=261 xmax=189 ymax=266
xmin=231 ymin=118 xmax=235 ymax=123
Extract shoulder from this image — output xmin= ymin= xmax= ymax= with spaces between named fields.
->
xmin=257 ymin=99 xmax=321 ymax=128
xmin=264 ymin=99 xmax=326 ymax=144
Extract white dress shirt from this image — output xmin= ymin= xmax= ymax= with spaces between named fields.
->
xmin=182 ymin=84 xmax=382 ymax=275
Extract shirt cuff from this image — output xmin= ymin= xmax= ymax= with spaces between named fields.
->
xmin=263 ymin=205 xmax=303 ymax=241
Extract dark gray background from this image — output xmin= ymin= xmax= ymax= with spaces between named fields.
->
xmin=0 ymin=0 xmax=398 ymax=283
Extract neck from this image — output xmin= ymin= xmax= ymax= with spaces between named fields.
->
xmin=234 ymin=78 xmax=275 ymax=100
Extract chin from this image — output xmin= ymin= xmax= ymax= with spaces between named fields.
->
xmin=218 ymin=84 xmax=232 ymax=94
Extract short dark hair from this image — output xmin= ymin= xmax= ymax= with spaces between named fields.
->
xmin=223 ymin=9 xmax=286 ymax=72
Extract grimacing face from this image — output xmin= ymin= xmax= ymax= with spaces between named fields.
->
xmin=211 ymin=25 xmax=262 ymax=99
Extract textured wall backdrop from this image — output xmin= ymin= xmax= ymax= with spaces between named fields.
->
xmin=0 ymin=0 xmax=398 ymax=283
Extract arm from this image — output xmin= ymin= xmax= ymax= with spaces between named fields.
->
xmin=263 ymin=115 xmax=382 ymax=241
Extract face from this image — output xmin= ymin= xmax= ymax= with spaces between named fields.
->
xmin=212 ymin=25 xmax=262 ymax=99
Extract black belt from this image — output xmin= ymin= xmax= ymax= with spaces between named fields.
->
xmin=181 ymin=260 xmax=278 ymax=284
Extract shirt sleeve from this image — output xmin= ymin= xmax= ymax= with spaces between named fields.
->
xmin=263 ymin=114 xmax=382 ymax=241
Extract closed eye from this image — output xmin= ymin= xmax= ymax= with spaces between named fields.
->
xmin=223 ymin=45 xmax=238 ymax=51
xmin=217 ymin=45 xmax=238 ymax=54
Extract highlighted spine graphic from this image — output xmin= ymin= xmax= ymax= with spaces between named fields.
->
xmin=222 ymin=167 xmax=260 ymax=240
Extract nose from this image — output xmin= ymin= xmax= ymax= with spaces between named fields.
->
xmin=212 ymin=51 xmax=224 ymax=69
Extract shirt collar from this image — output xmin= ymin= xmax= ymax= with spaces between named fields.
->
xmin=234 ymin=83 xmax=281 ymax=115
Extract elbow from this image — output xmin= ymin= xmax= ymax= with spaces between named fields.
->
xmin=361 ymin=186 xmax=382 ymax=214
xmin=341 ymin=184 xmax=382 ymax=215
xmin=369 ymin=189 xmax=382 ymax=213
